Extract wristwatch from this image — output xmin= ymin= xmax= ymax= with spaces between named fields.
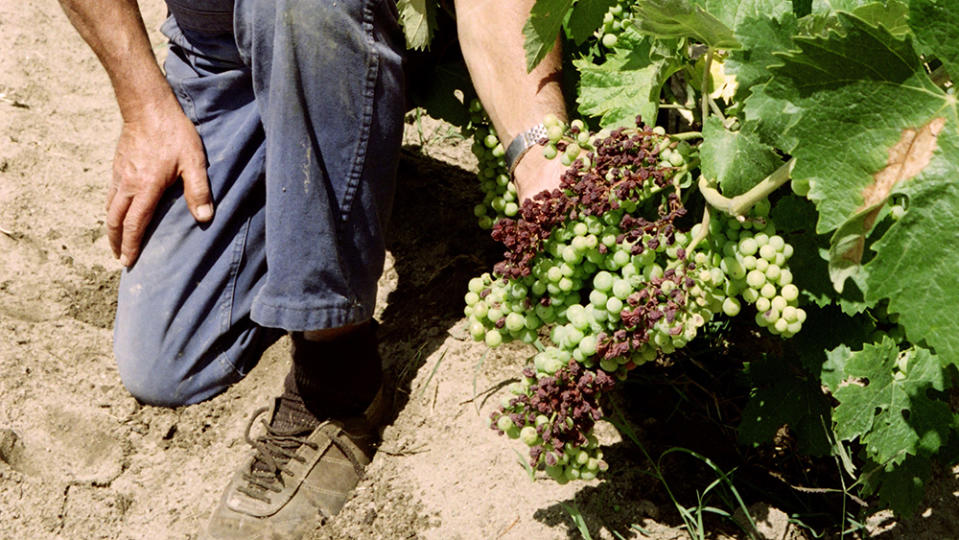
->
xmin=505 ymin=123 xmax=548 ymax=176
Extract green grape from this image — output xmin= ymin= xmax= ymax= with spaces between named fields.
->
xmin=746 ymin=269 xmax=766 ymax=289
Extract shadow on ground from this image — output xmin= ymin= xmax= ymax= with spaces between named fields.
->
xmin=377 ymin=147 xmax=500 ymax=424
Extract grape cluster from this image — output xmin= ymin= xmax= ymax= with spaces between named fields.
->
xmin=467 ymin=116 xmax=804 ymax=483
xmin=461 ymin=99 xmax=518 ymax=229
xmin=701 ymin=203 xmax=806 ymax=338
xmin=491 ymin=362 xmax=613 ymax=482
xmin=596 ymin=1 xmax=634 ymax=49
xmin=466 ymin=119 xmax=707 ymax=379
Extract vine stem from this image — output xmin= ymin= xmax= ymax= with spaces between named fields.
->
xmin=669 ymin=131 xmax=702 ymax=141
xmin=698 ymin=158 xmax=796 ymax=217
xmin=686 ymin=206 xmax=710 ymax=253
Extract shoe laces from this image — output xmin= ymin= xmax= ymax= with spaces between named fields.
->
xmin=237 ymin=407 xmax=321 ymax=503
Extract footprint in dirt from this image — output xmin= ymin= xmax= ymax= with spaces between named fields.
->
xmin=0 ymin=403 xmax=124 ymax=485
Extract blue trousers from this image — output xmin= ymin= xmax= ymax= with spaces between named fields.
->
xmin=113 ymin=0 xmax=406 ymax=406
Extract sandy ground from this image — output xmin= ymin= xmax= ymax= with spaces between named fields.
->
xmin=2 ymin=1 xmax=958 ymax=539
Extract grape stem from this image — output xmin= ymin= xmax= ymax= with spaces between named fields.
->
xmin=708 ymin=96 xmax=725 ymax=121
xmin=669 ymin=131 xmax=702 ymax=141
xmin=698 ymin=158 xmax=796 ymax=217
xmin=686 ymin=206 xmax=710 ymax=253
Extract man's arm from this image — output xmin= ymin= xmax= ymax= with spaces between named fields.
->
xmin=58 ymin=0 xmax=211 ymax=266
xmin=454 ymin=0 xmax=567 ymax=202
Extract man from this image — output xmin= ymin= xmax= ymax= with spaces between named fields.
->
xmin=56 ymin=0 xmax=566 ymax=537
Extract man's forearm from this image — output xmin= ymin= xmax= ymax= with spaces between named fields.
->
xmin=57 ymin=0 xmax=176 ymax=121
xmin=455 ymin=0 xmax=566 ymax=145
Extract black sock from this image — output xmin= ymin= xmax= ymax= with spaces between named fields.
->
xmin=271 ymin=322 xmax=383 ymax=432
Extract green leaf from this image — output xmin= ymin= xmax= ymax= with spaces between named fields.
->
xmin=850 ymin=1 xmax=910 ymax=37
xmin=523 ymin=0 xmax=576 ymax=72
xmin=755 ymin=13 xmax=959 ymax=332
xmin=809 ymin=0 xmax=884 ymax=11
xmin=742 ymin=81 xmax=802 ymax=150
xmin=575 ymin=29 xmax=680 ymax=127
xmin=632 ymin=0 xmax=740 ymax=49
xmin=700 ymin=0 xmax=793 ymax=33
xmin=820 ymin=344 xmax=853 ymax=393
xmin=833 ymin=339 xmax=952 ymax=466
xmin=566 ymin=0 xmax=618 ymax=45
xmin=725 ymin=12 xmax=799 ymax=101
xmin=397 ymin=0 xmax=436 ymax=50
xmin=738 ymin=356 xmax=833 ymax=456
xmin=863 ymin=128 xmax=959 ymax=363
xmin=700 ymin=117 xmax=782 ymax=196
xmin=863 ymin=454 xmax=932 ymax=517
xmin=909 ymin=0 xmax=959 ymax=81
xmin=793 ymin=0 xmax=813 ymax=17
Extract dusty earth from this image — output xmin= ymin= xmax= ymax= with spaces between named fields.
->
xmin=2 ymin=1 xmax=958 ymax=539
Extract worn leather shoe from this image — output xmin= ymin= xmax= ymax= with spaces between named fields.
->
xmin=203 ymin=389 xmax=385 ymax=539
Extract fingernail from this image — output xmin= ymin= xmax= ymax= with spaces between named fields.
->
xmin=196 ymin=204 xmax=214 ymax=221
xmin=119 ymin=254 xmax=130 ymax=267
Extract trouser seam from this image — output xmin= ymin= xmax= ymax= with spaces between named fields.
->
xmin=339 ymin=0 xmax=379 ymax=223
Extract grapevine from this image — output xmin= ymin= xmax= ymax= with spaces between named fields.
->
xmin=400 ymin=0 xmax=959 ymax=523
xmin=464 ymin=116 xmax=805 ymax=476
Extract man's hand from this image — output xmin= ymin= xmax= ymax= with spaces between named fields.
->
xmin=56 ymin=0 xmax=214 ymax=266
xmin=108 ymin=99 xmax=211 ymax=266
xmin=512 ymin=150 xmax=566 ymax=204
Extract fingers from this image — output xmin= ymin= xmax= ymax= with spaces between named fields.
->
xmin=118 ymin=188 xmax=164 ymax=267
xmin=106 ymin=184 xmax=164 ymax=267
xmin=106 ymin=190 xmax=132 ymax=260
xmin=180 ymin=156 xmax=213 ymax=223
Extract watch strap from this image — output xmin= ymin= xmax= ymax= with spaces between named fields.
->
xmin=504 ymin=123 xmax=548 ymax=176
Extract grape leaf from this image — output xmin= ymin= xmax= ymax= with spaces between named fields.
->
xmin=725 ymin=12 xmax=799 ymax=101
xmin=632 ymin=0 xmax=740 ymax=49
xmin=833 ymin=339 xmax=952 ymax=466
xmin=700 ymin=116 xmax=782 ymax=196
xmin=575 ymin=29 xmax=680 ymax=127
xmin=809 ymin=0 xmax=884 ymax=11
xmin=908 ymin=0 xmax=959 ymax=80
xmin=756 ymin=13 xmax=959 ymax=357
xmin=862 ymin=454 xmax=932 ymax=517
xmin=738 ymin=356 xmax=833 ymax=457
xmin=397 ymin=0 xmax=435 ymax=50
xmin=850 ymin=1 xmax=910 ymax=37
xmin=567 ymin=0 xmax=618 ymax=45
xmin=742 ymin=81 xmax=802 ymax=151
xmin=863 ymin=128 xmax=959 ymax=364
xmin=700 ymin=0 xmax=792 ymax=32
xmin=820 ymin=344 xmax=853 ymax=393
xmin=523 ymin=0 xmax=575 ymax=72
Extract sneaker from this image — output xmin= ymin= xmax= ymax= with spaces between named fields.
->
xmin=203 ymin=389 xmax=386 ymax=539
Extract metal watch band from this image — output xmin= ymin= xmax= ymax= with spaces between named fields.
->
xmin=505 ymin=123 xmax=548 ymax=175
